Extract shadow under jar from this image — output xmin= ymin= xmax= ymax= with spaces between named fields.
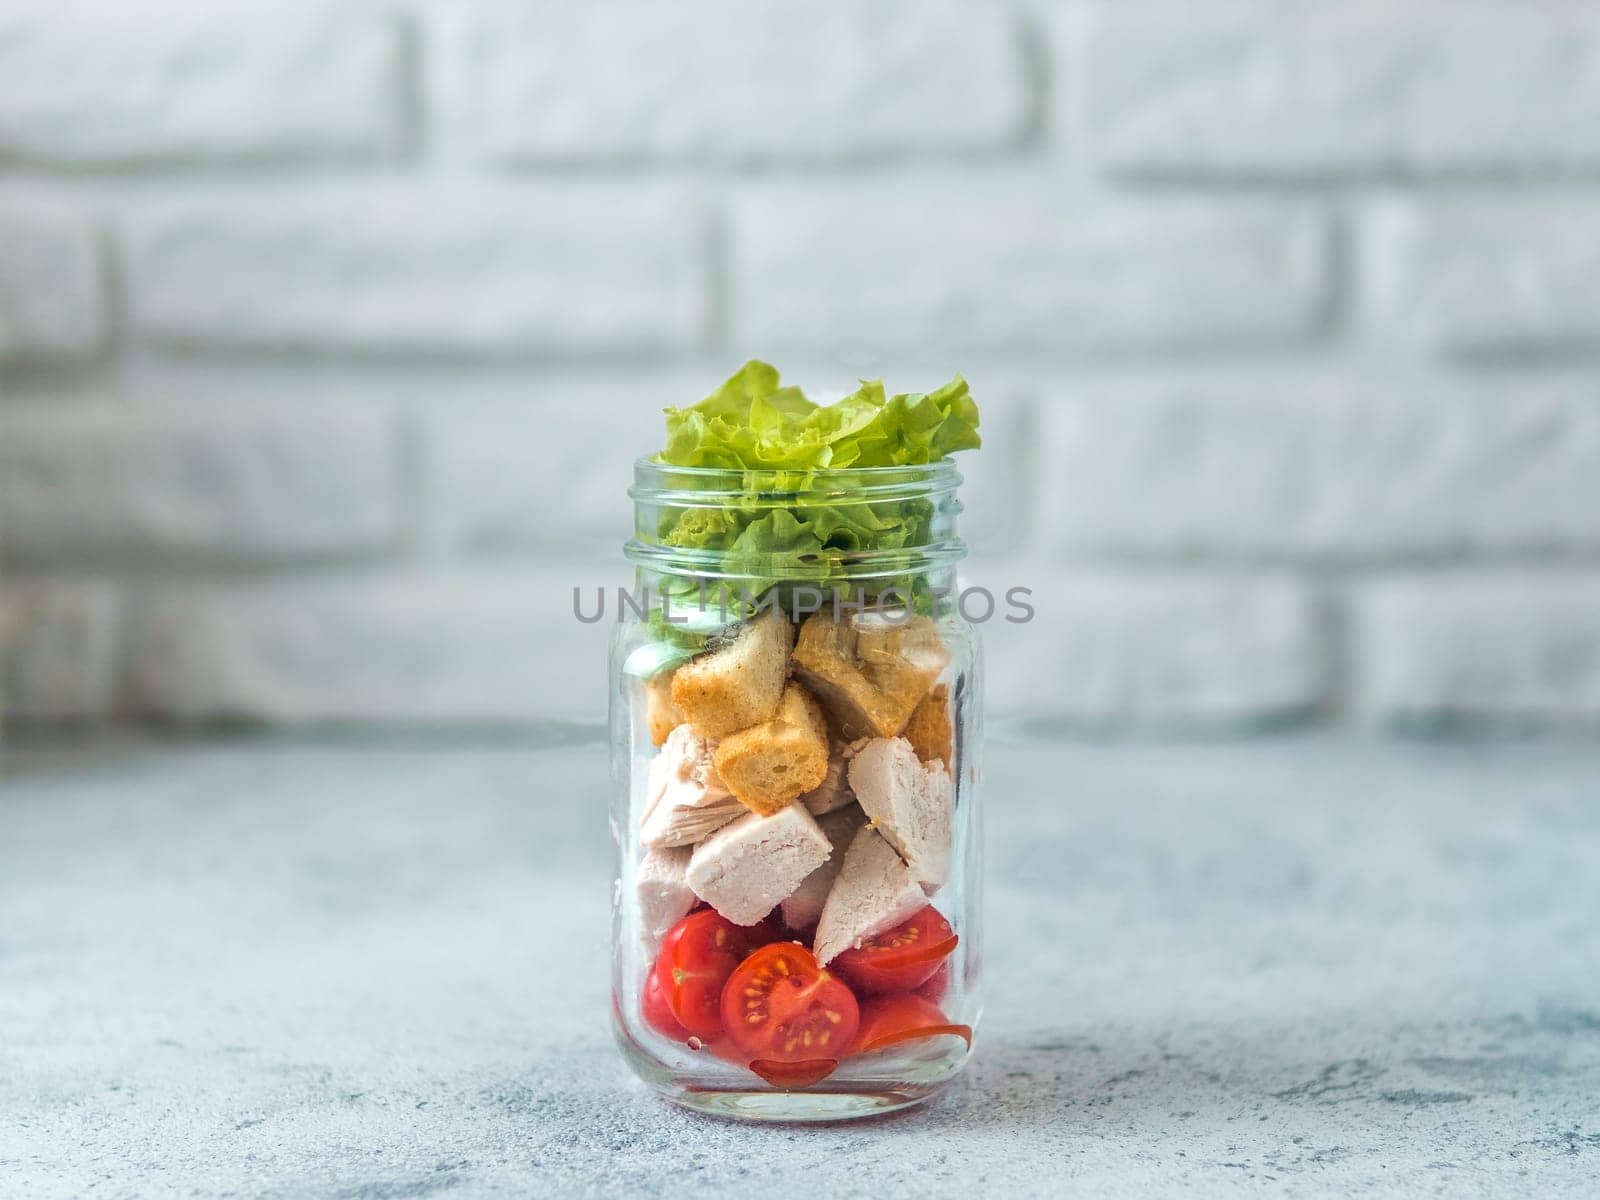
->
xmin=610 ymin=459 xmax=983 ymax=1121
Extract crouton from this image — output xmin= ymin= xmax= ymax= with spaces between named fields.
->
xmin=636 ymin=845 xmax=696 ymax=947
xmin=848 ymin=736 xmax=953 ymax=891
xmin=780 ymin=804 xmax=868 ymax=931
xmin=812 ymin=825 xmax=928 ymax=965
xmin=670 ymin=607 xmax=794 ymax=738
xmin=686 ymin=804 xmax=831 ymax=926
xmin=640 ymin=725 xmax=746 ymax=847
xmin=902 ymin=685 xmax=953 ymax=770
xmin=853 ymin=616 xmax=949 ymax=674
xmin=713 ymin=683 xmax=830 ymax=816
xmin=790 ymin=612 xmax=948 ymax=740
xmin=644 ymin=669 xmax=683 ymax=746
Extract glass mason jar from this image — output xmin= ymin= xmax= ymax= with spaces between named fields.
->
xmin=609 ymin=459 xmax=982 ymax=1121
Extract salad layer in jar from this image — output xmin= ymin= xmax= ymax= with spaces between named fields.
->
xmin=615 ymin=361 xmax=982 ymax=1100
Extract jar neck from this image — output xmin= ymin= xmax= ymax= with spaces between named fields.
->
xmin=628 ymin=564 xmax=962 ymax=644
xmin=625 ymin=459 xmax=966 ymax=602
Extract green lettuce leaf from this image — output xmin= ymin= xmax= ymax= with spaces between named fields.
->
xmin=659 ymin=361 xmax=980 ymax=471
xmin=647 ymin=362 xmax=980 ymax=628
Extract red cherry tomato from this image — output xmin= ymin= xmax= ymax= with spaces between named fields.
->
xmin=914 ymin=961 xmax=952 ymax=1003
xmin=654 ymin=910 xmax=774 ymax=1039
xmin=642 ymin=963 xmax=689 ymax=1041
xmin=748 ymin=1059 xmax=840 ymax=1089
xmin=720 ymin=942 xmax=859 ymax=1086
xmin=849 ymin=993 xmax=972 ymax=1056
xmin=704 ymin=1029 xmax=835 ymax=1088
xmin=832 ymin=906 xmax=958 ymax=996
xmin=702 ymin=1035 xmax=746 ymax=1065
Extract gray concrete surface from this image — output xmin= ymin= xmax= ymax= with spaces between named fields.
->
xmin=3 ymin=737 xmax=1599 ymax=1198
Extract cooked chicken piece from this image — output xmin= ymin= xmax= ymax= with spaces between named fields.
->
xmin=812 ymin=825 xmax=927 ymax=965
xmin=640 ymin=724 xmax=744 ymax=848
xmin=636 ymin=845 xmax=695 ymax=947
xmin=686 ymin=803 xmax=831 ymax=927
xmin=798 ymin=746 xmax=856 ymax=816
xmin=780 ymin=804 xmax=868 ymax=931
xmin=847 ymin=736 xmax=953 ymax=891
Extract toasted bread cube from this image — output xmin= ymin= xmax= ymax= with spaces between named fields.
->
xmin=641 ymin=725 xmax=745 ymax=847
xmin=686 ymin=804 xmax=831 ymax=926
xmin=812 ymin=825 xmax=927 ymax=965
xmin=670 ymin=607 xmax=794 ymax=738
xmin=644 ymin=669 xmax=683 ymax=746
xmin=637 ymin=845 xmax=695 ymax=948
xmin=848 ymin=736 xmax=953 ymax=891
xmin=780 ymin=804 xmax=868 ymax=932
xmin=902 ymin=684 xmax=953 ymax=770
xmin=798 ymin=746 xmax=856 ymax=816
xmin=790 ymin=612 xmax=948 ymax=739
xmin=853 ymin=617 xmax=949 ymax=674
xmin=713 ymin=683 xmax=830 ymax=816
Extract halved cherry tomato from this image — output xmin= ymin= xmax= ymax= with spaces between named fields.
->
xmin=702 ymin=1034 xmax=746 ymax=1065
xmin=702 ymin=1035 xmax=833 ymax=1086
xmin=849 ymin=993 xmax=972 ymax=1056
xmin=748 ymin=1059 xmax=839 ymax=1089
xmin=915 ymin=961 xmax=952 ymax=1003
xmin=832 ymin=906 xmax=958 ymax=996
xmin=720 ymin=942 xmax=859 ymax=1086
xmin=655 ymin=910 xmax=774 ymax=1039
xmin=642 ymin=963 xmax=689 ymax=1041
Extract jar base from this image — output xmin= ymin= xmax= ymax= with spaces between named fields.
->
xmin=668 ymin=1088 xmax=940 ymax=1126
xmin=617 ymin=1029 xmax=966 ymax=1123
xmin=656 ymin=1082 xmax=937 ymax=1123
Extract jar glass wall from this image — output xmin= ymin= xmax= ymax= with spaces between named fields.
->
xmin=609 ymin=460 xmax=982 ymax=1121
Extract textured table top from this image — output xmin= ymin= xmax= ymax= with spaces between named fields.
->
xmin=4 ymin=737 xmax=1599 ymax=1198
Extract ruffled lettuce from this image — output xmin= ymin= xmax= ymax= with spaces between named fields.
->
xmin=646 ymin=363 xmax=980 ymax=637
xmin=661 ymin=361 xmax=980 ymax=471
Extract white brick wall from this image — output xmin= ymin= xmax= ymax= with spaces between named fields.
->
xmin=1354 ymin=575 xmax=1600 ymax=729
xmin=974 ymin=565 xmax=1326 ymax=732
xmin=2 ymin=0 xmax=1598 ymax=736
xmin=0 ymin=206 xmax=106 ymax=361
xmin=0 ymin=583 xmax=116 ymax=721
xmin=1 ymin=404 xmax=402 ymax=563
xmin=123 ymin=187 xmax=709 ymax=354
xmin=730 ymin=189 xmax=1330 ymax=353
xmin=0 ymin=0 xmax=406 ymax=165
xmin=423 ymin=375 xmax=689 ymax=557
xmin=1372 ymin=201 xmax=1600 ymax=356
xmin=1085 ymin=2 xmax=1600 ymax=177
xmin=434 ymin=1 xmax=1032 ymax=164
xmin=1038 ymin=375 xmax=1600 ymax=559
xmin=125 ymin=571 xmax=610 ymax=726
